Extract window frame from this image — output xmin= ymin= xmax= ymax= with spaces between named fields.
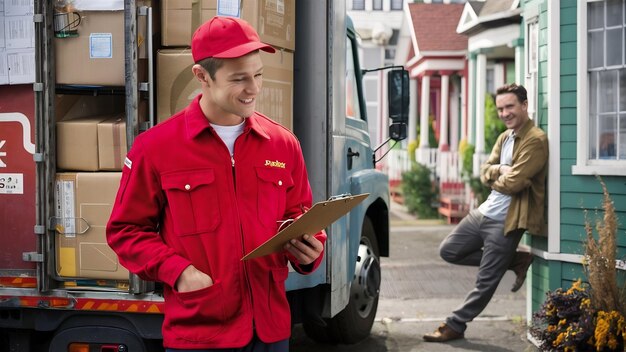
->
xmin=390 ymin=0 xmax=403 ymax=11
xmin=525 ymin=16 xmax=539 ymax=122
xmin=351 ymin=0 xmax=365 ymax=11
xmin=573 ymin=0 xmax=626 ymax=176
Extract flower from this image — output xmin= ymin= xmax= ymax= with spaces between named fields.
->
xmin=531 ymin=281 xmax=626 ymax=351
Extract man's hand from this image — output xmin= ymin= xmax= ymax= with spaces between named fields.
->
xmin=175 ymin=265 xmax=213 ymax=293
xmin=284 ymin=234 xmax=323 ymax=265
xmin=499 ymin=164 xmax=512 ymax=176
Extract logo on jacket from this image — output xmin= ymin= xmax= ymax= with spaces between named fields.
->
xmin=265 ymin=160 xmax=286 ymax=169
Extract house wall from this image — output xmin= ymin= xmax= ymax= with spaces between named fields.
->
xmin=523 ymin=0 xmax=626 ymax=314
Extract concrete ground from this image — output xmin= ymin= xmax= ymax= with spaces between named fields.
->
xmin=291 ymin=201 xmax=540 ymax=352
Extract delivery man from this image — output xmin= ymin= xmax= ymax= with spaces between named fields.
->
xmin=106 ymin=16 xmax=326 ymax=351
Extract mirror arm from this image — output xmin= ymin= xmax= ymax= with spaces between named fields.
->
xmin=373 ymin=138 xmax=399 ymax=165
xmin=361 ymin=65 xmax=405 ymax=76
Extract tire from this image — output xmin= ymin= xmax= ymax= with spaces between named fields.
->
xmin=303 ymin=217 xmax=381 ymax=344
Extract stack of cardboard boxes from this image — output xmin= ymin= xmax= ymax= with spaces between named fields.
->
xmin=157 ymin=0 xmax=296 ymax=129
xmin=53 ymin=0 xmax=296 ymax=284
xmin=54 ymin=95 xmax=129 ymax=281
xmin=53 ymin=1 xmax=136 ymax=282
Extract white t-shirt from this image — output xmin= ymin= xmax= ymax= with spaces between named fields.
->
xmin=478 ymin=131 xmax=515 ymax=221
xmin=211 ymin=120 xmax=245 ymax=156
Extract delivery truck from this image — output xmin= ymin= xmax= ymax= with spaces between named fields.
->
xmin=0 ymin=0 xmax=409 ymax=350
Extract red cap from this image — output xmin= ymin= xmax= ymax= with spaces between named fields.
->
xmin=191 ymin=16 xmax=275 ymax=62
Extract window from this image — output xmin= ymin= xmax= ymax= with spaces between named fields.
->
xmin=352 ymin=0 xmax=365 ymax=10
xmin=373 ymin=0 xmax=383 ymax=10
xmin=346 ymin=37 xmax=362 ymax=120
xmin=588 ymin=0 xmax=625 ymax=161
xmin=391 ymin=0 xmax=403 ymax=10
xmin=574 ymin=0 xmax=626 ymax=175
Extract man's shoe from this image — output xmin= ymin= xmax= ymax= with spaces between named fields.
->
xmin=510 ymin=252 xmax=533 ymax=292
xmin=423 ymin=324 xmax=464 ymax=342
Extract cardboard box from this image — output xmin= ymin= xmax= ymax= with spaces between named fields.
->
xmin=156 ymin=49 xmax=293 ymax=129
xmin=98 ymin=116 xmax=127 ymax=171
xmin=161 ymin=0 xmax=295 ymax=50
xmin=55 ymin=10 xmax=125 ymax=86
xmin=56 ymin=113 xmax=126 ymax=171
xmin=257 ymin=50 xmax=293 ymax=130
xmin=156 ymin=49 xmax=198 ymax=123
xmin=55 ymin=172 xmax=128 ymax=280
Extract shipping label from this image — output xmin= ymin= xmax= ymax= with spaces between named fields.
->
xmin=0 ymin=172 xmax=23 ymax=194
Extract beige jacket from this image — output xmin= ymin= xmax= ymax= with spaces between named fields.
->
xmin=480 ymin=119 xmax=548 ymax=236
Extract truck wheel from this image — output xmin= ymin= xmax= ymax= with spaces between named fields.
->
xmin=302 ymin=217 xmax=381 ymax=344
xmin=331 ymin=216 xmax=381 ymax=344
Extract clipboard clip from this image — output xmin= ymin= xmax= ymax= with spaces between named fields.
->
xmin=326 ymin=193 xmax=354 ymax=203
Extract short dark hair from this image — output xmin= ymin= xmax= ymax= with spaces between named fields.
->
xmin=496 ymin=83 xmax=527 ymax=104
xmin=197 ymin=57 xmax=225 ymax=80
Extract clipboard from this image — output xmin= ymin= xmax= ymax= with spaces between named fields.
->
xmin=241 ymin=193 xmax=369 ymax=260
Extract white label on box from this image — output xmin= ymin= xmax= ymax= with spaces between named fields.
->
xmin=217 ymin=0 xmax=241 ymax=17
xmin=5 ymin=0 xmax=32 ymax=16
xmin=90 ymin=33 xmax=113 ymax=59
xmin=56 ymin=179 xmax=76 ymax=237
xmin=0 ymin=173 xmax=23 ymax=194
xmin=0 ymin=49 xmax=8 ymax=84
xmin=4 ymin=15 xmax=34 ymax=49
xmin=7 ymin=48 xmax=34 ymax=84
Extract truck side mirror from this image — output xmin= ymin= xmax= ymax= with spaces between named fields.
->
xmin=387 ymin=69 xmax=409 ymax=141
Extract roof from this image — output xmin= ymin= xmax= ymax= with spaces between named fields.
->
xmin=457 ymin=0 xmax=521 ymax=34
xmin=408 ymin=3 xmax=467 ymax=53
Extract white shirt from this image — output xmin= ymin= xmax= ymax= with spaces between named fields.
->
xmin=211 ymin=120 xmax=245 ymax=156
xmin=478 ymin=131 xmax=515 ymax=221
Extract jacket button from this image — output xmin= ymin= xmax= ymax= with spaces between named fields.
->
xmin=278 ymin=180 xmax=283 ymax=186
xmin=185 ymin=184 xmax=191 ymax=190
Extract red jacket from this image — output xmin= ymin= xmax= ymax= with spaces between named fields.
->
xmin=106 ymin=96 xmax=326 ymax=349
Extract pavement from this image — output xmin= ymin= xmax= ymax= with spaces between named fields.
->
xmin=291 ymin=201 xmax=540 ymax=352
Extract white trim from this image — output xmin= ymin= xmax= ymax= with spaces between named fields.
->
xmin=530 ymin=248 xmax=626 ymax=271
xmin=576 ymin=0 xmax=589 ymax=172
xmin=530 ymin=249 xmax=584 ymax=264
xmin=418 ymin=50 xmax=468 ymax=57
xmin=414 ymin=59 xmax=466 ymax=75
xmin=547 ymin=0 xmax=561 ymax=254
xmin=572 ymin=164 xmax=626 ymax=175
xmin=456 ymin=2 xmax=479 ymax=34
xmin=467 ymin=24 xmax=521 ymax=52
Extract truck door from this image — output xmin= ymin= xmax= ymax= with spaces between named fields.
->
xmin=0 ymin=85 xmax=38 ymax=274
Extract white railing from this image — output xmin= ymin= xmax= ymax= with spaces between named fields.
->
xmin=437 ymin=151 xmax=462 ymax=183
xmin=386 ymin=148 xmax=411 ymax=183
xmin=415 ymin=147 xmax=438 ymax=170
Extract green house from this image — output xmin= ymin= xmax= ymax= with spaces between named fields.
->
xmin=518 ymin=0 xmax=626 ymax=323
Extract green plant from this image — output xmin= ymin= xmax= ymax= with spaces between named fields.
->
xmin=401 ymin=163 xmax=438 ymax=219
xmin=407 ymin=140 xmax=418 ymax=164
xmin=484 ymin=94 xmax=506 ymax=152
xmin=416 ymin=115 xmax=438 ymax=148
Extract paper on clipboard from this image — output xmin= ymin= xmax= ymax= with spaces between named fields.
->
xmin=241 ymin=193 xmax=369 ymax=260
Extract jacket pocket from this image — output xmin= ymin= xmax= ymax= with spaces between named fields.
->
xmin=169 ymin=281 xmax=227 ymax=342
xmin=161 ymin=169 xmax=221 ymax=236
xmin=255 ymin=167 xmax=293 ymax=229
xmin=268 ymin=267 xmax=290 ymax=329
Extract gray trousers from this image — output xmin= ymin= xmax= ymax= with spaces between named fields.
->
xmin=439 ymin=209 xmax=524 ymax=333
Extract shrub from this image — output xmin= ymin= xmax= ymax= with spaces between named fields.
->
xmin=401 ymin=163 xmax=438 ymax=219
